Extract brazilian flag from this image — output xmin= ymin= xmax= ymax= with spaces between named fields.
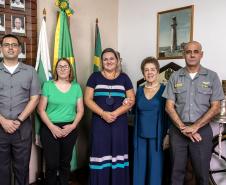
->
xmin=53 ymin=10 xmax=77 ymax=171
xmin=93 ymin=19 xmax=102 ymax=72
xmin=53 ymin=11 xmax=77 ymax=80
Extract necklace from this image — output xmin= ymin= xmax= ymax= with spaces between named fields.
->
xmin=102 ymin=71 xmax=116 ymax=105
xmin=106 ymin=85 xmax=114 ymax=105
xmin=103 ymin=70 xmax=117 ymax=80
xmin=145 ymin=82 xmax=159 ymax=89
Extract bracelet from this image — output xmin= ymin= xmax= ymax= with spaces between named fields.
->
xmin=16 ymin=118 xmax=23 ymax=123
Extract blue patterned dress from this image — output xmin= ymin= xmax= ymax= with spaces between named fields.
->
xmin=86 ymin=72 xmax=133 ymax=185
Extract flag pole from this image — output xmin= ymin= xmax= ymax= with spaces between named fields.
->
xmin=95 ymin=18 xmax=98 ymax=41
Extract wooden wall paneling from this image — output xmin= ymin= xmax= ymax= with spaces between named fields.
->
xmin=0 ymin=0 xmax=37 ymax=66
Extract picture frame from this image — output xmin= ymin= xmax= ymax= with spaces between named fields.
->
xmin=157 ymin=5 xmax=194 ymax=60
xmin=11 ymin=15 xmax=26 ymax=35
xmin=0 ymin=13 xmax=5 ymax=33
xmin=0 ymin=0 xmax=5 ymax=7
xmin=19 ymin=42 xmax=26 ymax=60
xmin=10 ymin=0 xmax=25 ymax=11
xmin=0 ymin=50 xmax=3 ymax=61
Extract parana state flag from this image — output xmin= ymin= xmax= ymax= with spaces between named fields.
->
xmin=93 ymin=19 xmax=102 ymax=72
xmin=35 ymin=18 xmax=52 ymax=146
xmin=53 ymin=10 xmax=78 ymax=171
xmin=53 ymin=11 xmax=76 ymax=80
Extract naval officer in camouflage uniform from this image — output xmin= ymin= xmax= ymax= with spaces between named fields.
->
xmin=162 ymin=41 xmax=224 ymax=185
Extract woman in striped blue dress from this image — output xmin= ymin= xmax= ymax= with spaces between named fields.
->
xmin=84 ymin=48 xmax=135 ymax=185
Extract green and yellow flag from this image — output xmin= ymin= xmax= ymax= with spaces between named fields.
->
xmin=53 ymin=11 xmax=76 ymax=80
xmin=53 ymin=2 xmax=77 ymax=170
xmin=93 ymin=19 xmax=102 ymax=72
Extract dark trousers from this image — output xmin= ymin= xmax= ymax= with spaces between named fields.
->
xmin=0 ymin=129 xmax=32 ymax=185
xmin=40 ymin=123 xmax=77 ymax=185
xmin=169 ymin=124 xmax=213 ymax=185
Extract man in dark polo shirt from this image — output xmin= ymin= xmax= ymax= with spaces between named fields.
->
xmin=163 ymin=41 xmax=224 ymax=185
xmin=0 ymin=34 xmax=40 ymax=185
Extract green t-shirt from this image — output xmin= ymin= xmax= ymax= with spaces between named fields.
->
xmin=42 ymin=80 xmax=83 ymax=123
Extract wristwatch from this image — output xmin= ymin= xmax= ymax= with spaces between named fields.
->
xmin=16 ymin=118 xmax=23 ymax=124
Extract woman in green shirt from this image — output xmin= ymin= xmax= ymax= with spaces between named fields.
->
xmin=38 ymin=58 xmax=84 ymax=185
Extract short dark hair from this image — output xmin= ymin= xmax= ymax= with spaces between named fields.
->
xmin=54 ymin=58 xmax=74 ymax=83
xmin=140 ymin=57 xmax=160 ymax=74
xmin=1 ymin=34 xmax=21 ymax=46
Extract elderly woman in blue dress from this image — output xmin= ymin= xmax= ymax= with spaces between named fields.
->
xmin=133 ymin=57 xmax=170 ymax=185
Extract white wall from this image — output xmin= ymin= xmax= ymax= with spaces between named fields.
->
xmin=118 ymin=0 xmax=226 ymax=87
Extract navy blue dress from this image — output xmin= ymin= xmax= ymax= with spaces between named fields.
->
xmin=133 ymin=84 xmax=169 ymax=185
xmin=86 ymin=72 xmax=133 ymax=185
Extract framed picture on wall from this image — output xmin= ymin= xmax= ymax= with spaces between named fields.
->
xmin=0 ymin=0 xmax=5 ymax=7
xmin=157 ymin=5 xmax=194 ymax=60
xmin=10 ymin=0 xmax=25 ymax=11
xmin=11 ymin=15 xmax=26 ymax=35
xmin=0 ymin=50 xmax=3 ymax=61
xmin=0 ymin=14 xmax=5 ymax=33
xmin=19 ymin=42 xmax=26 ymax=60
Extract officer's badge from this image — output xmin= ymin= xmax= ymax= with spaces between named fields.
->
xmin=202 ymin=81 xmax=210 ymax=88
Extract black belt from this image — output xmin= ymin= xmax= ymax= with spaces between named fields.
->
xmin=184 ymin=122 xmax=194 ymax=126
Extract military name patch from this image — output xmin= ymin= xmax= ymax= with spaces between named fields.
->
xmin=174 ymin=83 xmax=183 ymax=88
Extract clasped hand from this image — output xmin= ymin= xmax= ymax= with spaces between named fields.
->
xmin=50 ymin=124 xmax=75 ymax=139
xmin=180 ymin=125 xmax=202 ymax=142
xmin=1 ymin=118 xmax=21 ymax=134
xmin=102 ymin=111 xmax=117 ymax=123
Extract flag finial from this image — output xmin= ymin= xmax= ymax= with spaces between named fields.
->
xmin=43 ymin=8 xmax=46 ymax=21
xmin=55 ymin=0 xmax=74 ymax=16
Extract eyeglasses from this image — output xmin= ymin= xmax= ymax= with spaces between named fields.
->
xmin=184 ymin=50 xmax=201 ymax=55
xmin=57 ymin=65 xmax=70 ymax=70
xmin=2 ymin=43 xmax=19 ymax=48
